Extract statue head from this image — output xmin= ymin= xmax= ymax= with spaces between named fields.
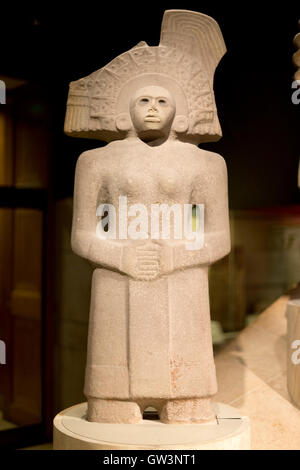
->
xmin=125 ymin=86 xmax=175 ymax=140
xmin=114 ymin=76 xmax=190 ymax=139
xmin=64 ymin=10 xmax=226 ymax=144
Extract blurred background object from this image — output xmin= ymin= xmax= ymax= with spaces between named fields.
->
xmin=293 ymin=20 xmax=300 ymax=81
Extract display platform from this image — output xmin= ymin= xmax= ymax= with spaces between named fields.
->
xmin=53 ymin=402 xmax=250 ymax=450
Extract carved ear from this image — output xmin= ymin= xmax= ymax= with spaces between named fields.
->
xmin=173 ymin=115 xmax=189 ymax=133
xmin=115 ymin=113 xmax=132 ymax=132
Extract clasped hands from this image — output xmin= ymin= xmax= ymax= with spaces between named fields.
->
xmin=121 ymin=240 xmax=172 ymax=281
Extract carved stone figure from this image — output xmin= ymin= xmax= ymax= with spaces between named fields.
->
xmin=65 ymin=10 xmax=230 ymax=424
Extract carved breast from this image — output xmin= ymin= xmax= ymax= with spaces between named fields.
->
xmin=107 ymin=144 xmax=195 ymax=202
xmin=118 ymin=174 xmax=146 ymax=196
xmin=118 ymin=170 xmax=183 ymax=199
xmin=158 ymin=171 xmax=181 ymax=196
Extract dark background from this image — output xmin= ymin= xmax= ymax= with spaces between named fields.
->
xmin=1 ymin=1 xmax=300 ymax=209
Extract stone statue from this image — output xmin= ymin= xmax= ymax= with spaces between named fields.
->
xmin=65 ymin=10 xmax=230 ymax=424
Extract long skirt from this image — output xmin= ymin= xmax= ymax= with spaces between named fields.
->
xmin=84 ymin=266 xmax=217 ymax=400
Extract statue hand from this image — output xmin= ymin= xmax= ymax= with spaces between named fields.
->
xmin=136 ymin=242 xmax=161 ymax=280
xmin=121 ymin=241 xmax=161 ymax=280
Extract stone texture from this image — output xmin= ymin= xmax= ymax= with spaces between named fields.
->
xmin=66 ymin=10 xmax=231 ymax=424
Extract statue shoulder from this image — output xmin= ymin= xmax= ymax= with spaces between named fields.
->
xmin=195 ymin=148 xmax=227 ymax=171
xmin=75 ymin=143 xmax=119 ymax=171
xmin=188 ymin=148 xmax=228 ymax=184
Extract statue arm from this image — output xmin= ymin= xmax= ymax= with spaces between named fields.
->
xmin=167 ymin=154 xmax=231 ymax=271
xmin=71 ymin=151 xmax=125 ymax=271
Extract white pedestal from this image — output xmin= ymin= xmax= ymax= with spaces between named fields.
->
xmin=53 ymin=402 xmax=251 ymax=450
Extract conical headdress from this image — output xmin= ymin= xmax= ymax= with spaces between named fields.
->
xmin=64 ymin=10 xmax=226 ymax=143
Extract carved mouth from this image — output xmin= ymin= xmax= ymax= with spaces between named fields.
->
xmin=145 ymin=116 xmax=160 ymax=122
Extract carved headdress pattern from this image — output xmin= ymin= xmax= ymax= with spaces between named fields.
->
xmin=64 ymin=10 xmax=226 ymax=143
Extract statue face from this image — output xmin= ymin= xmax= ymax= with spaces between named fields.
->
xmin=129 ymin=86 xmax=176 ymax=137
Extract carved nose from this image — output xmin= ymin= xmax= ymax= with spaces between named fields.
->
xmin=149 ymin=99 xmax=158 ymax=111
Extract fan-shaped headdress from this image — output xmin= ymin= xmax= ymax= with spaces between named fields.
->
xmin=64 ymin=10 xmax=226 ymax=143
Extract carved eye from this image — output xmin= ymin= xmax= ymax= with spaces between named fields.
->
xmin=158 ymin=98 xmax=168 ymax=106
xmin=139 ymin=97 xmax=150 ymax=105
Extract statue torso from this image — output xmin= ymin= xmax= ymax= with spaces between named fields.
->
xmin=93 ymin=139 xmax=207 ymax=207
